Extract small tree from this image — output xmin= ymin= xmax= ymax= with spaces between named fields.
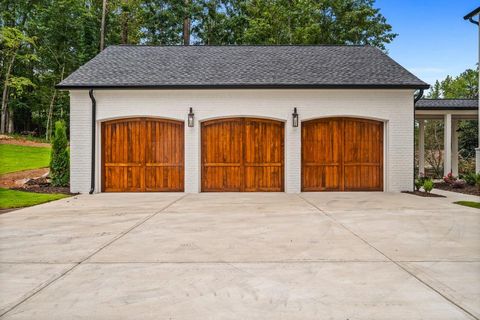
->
xmin=50 ymin=120 xmax=69 ymax=186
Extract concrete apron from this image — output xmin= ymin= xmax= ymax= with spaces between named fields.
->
xmin=0 ymin=192 xmax=479 ymax=319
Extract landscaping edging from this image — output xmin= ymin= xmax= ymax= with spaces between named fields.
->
xmin=402 ymin=191 xmax=446 ymax=198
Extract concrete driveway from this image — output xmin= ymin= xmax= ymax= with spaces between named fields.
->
xmin=0 ymin=192 xmax=479 ymax=319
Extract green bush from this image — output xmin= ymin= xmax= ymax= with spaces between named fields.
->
xmin=49 ymin=121 xmax=70 ymax=187
xmin=462 ymin=172 xmax=478 ymax=186
xmin=414 ymin=174 xmax=427 ymax=191
xmin=423 ymin=178 xmax=434 ymax=193
xmin=414 ymin=178 xmax=423 ymax=191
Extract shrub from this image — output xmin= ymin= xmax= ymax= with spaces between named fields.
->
xmin=452 ymin=179 xmax=466 ymax=189
xmin=414 ymin=173 xmax=427 ymax=191
xmin=49 ymin=121 xmax=70 ymax=187
xmin=414 ymin=178 xmax=423 ymax=191
xmin=463 ymin=172 xmax=478 ymax=186
xmin=423 ymin=178 xmax=434 ymax=193
xmin=443 ymin=172 xmax=456 ymax=185
xmin=460 ymin=172 xmax=476 ymax=186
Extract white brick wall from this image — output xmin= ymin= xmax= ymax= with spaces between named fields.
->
xmin=69 ymin=89 xmax=415 ymax=193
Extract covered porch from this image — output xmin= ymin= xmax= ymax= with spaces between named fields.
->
xmin=415 ymin=98 xmax=479 ymax=177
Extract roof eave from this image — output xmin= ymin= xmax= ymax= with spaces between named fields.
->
xmin=415 ymin=107 xmax=478 ymax=111
xmin=55 ymin=83 xmax=430 ymax=90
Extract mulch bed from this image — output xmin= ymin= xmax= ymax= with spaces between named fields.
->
xmin=434 ymin=182 xmax=480 ymax=196
xmin=11 ymin=177 xmax=74 ymax=195
xmin=0 ymin=167 xmax=49 ymax=188
xmin=402 ymin=191 xmax=446 ymax=198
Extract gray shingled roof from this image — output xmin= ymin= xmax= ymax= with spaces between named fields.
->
xmin=415 ymin=99 xmax=478 ymax=110
xmin=57 ymin=45 xmax=429 ymax=89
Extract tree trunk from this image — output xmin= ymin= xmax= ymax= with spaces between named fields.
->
xmin=45 ymin=89 xmax=58 ymax=141
xmin=7 ymin=108 xmax=14 ymax=133
xmin=120 ymin=0 xmax=130 ymax=44
xmin=183 ymin=0 xmax=190 ymax=45
xmin=121 ymin=20 xmax=128 ymax=44
xmin=1 ymin=53 xmax=16 ymax=134
xmin=46 ymin=65 xmax=65 ymax=141
xmin=100 ymin=0 xmax=108 ymax=51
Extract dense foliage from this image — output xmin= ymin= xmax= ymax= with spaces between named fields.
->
xmin=49 ymin=120 xmax=69 ymax=186
xmin=0 ymin=0 xmax=396 ymax=137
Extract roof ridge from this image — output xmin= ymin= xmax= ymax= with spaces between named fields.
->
xmin=108 ymin=44 xmax=371 ymax=48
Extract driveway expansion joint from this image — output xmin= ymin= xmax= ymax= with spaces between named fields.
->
xmin=0 ymin=194 xmax=188 ymax=319
xmin=297 ymin=194 xmax=480 ymax=320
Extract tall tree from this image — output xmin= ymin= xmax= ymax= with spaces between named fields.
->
xmin=100 ymin=0 xmax=108 ymax=50
xmin=183 ymin=0 xmax=191 ymax=44
xmin=140 ymin=0 xmax=184 ymax=44
xmin=240 ymin=0 xmax=396 ymax=48
xmin=0 ymin=27 xmax=37 ymax=133
xmin=193 ymin=0 xmax=247 ymax=45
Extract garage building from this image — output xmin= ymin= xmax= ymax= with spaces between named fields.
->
xmin=57 ymin=45 xmax=429 ymax=193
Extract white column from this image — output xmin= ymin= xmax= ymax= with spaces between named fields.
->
xmin=451 ymin=119 xmax=459 ymax=176
xmin=286 ymin=113 xmax=301 ymax=193
xmin=477 ymin=20 xmax=480 ymax=173
xmin=184 ymin=120 xmax=199 ymax=193
xmin=476 ymin=148 xmax=480 ymax=173
xmin=418 ymin=119 xmax=425 ymax=176
xmin=444 ymin=113 xmax=452 ymax=176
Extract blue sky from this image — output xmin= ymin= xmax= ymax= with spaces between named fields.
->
xmin=375 ymin=0 xmax=478 ymax=88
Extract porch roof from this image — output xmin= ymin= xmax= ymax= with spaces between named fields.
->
xmin=415 ymin=98 xmax=478 ymax=110
xmin=415 ymin=98 xmax=478 ymax=120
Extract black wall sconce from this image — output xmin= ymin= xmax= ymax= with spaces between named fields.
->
xmin=188 ymin=107 xmax=194 ymax=127
xmin=292 ymin=107 xmax=299 ymax=127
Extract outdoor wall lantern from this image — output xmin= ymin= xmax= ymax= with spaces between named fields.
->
xmin=292 ymin=107 xmax=299 ymax=127
xmin=188 ymin=107 xmax=195 ymax=127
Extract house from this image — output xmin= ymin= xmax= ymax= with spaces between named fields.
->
xmin=57 ymin=45 xmax=429 ymax=193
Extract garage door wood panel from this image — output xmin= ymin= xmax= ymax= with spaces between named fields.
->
xmin=302 ymin=118 xmax=343 ymax=191
xmin=201 ymin=118 xmax=284 ymax=192
xmin=342 ymin=118 xmax=383 ymax=191
xmin=201 ymin=119 xmax=243 ymax=191
xmin=102 ymin=118 xmax=184 ymax=192
xmin=302 ymin=117 xmax=383 ymax=191
xmin=244 ymin=119 xmax=284 ymax=191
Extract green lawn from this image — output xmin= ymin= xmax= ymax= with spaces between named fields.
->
xmin=0 ymin=188 xmax=68 ymax=209
xmin=454 ymin=201 xmax=480 ymax=209
xmin=0 ymin=144 xmax=51 ymax=175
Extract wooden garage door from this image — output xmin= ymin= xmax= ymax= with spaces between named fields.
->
xmin=302 ymin=117 xmax=383 ymax=191
xmin=201 ymin=118 xmax=284 ymax=192
xmin=102 ymin=118 xmax=184 ymax=192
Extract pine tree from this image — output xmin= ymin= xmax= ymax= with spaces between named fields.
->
xmin=50 ymin=120 xmax=70 ymax=187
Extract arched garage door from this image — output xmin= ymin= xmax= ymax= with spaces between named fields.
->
xmin=302 ymin=117 xmax=383 ymax=191
xmin=102 ymin=118 xmax=184 ymax=192
xmin=201 ymin=118 xmax=284 ymax=192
